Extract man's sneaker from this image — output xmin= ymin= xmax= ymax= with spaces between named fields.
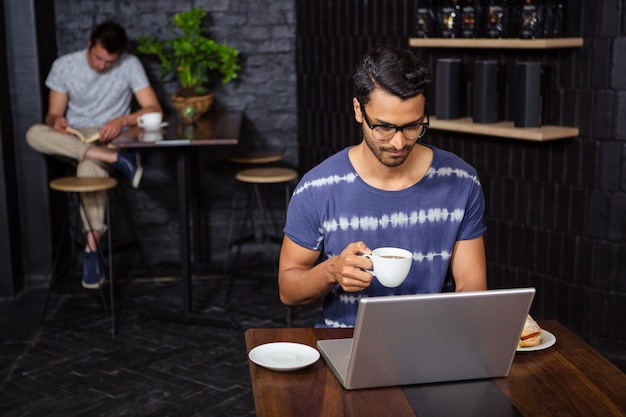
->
xmin=82 ymin=250 xmax=105 ymax=289
xmin=113 ymin=152 xmax=143 ymax=188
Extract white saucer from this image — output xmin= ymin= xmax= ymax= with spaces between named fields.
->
xmin=142 ymin=122 xmax=169 ymax=131
xmin=517 ymin=330 xmax=557 ymax=352
xmin=248 ymin=342 xmax=320 ymax=371
xmin=139 ymin=131 xmax=163 ymax=142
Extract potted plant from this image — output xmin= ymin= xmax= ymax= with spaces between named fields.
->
xmin=137 ymin=8 xmax=241 ymax=124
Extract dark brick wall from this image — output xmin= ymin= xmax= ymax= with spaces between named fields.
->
xmin=53 ymin=0 xmax=297 ymax=160
xmin=296 ymin=0 xmax=625 ymax=363
xmin=49 ymin=0 xmax=297 ymax=274
xmin=296 ymin=0 xmax=419 ymax=167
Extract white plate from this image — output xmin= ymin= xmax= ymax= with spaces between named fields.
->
xmin=248 ymin=342 xmax=320 ymax=371
xmin=142 ymin=122 xmax=169 ymax=131
xmin=517 ymin=330 xmax=557 ymax=352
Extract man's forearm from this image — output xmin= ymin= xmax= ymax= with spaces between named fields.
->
xmin=117 ymin=107 xmax=162 ymax=127
xmin=44 ymin=114 xmax=62 ymax=127
xmin=279 ymin=258 xmax=339 ymax=306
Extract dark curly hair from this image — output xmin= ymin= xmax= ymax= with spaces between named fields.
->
xmin=353 ymin=45 xmax=431 ymax=106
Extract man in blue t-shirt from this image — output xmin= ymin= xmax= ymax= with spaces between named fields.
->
xmin=26 ymin=21 xmax=162 ymax=289
xmin=279 ymin=45 xmax=487 ymax=328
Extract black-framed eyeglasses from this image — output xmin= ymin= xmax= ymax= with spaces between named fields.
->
xmin=359 ymin=103 xmax=429 ymax=141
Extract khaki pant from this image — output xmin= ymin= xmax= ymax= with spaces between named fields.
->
xmin=26 ymin=124 xmax=111 ymax=232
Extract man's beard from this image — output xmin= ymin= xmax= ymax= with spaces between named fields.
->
xmin=363 ymin=135 xmax=415 ymax=168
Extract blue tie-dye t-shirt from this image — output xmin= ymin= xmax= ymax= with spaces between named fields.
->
xmin=284 ymin=145 xmax=486 ymax=328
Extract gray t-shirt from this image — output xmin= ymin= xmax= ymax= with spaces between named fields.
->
xmin=45 ymin=49 xmax=150 ymax=128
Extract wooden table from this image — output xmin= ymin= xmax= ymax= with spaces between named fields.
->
xmin=245 ymin=321 xmax=626 ymax=416
xmin=111 ymin=111 xmax=242 ymax=328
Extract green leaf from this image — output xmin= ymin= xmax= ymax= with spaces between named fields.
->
xmin=135 ymin=7 xmax=240 ymax=91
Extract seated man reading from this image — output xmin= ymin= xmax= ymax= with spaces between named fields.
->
xmin=27 ymin=20 xmax=162 ymax=289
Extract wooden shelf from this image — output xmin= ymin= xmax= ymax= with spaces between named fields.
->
xmin=429 ymin=117 xmax=579 ymax=141
xmin=409 ymin=37 xmax=582 ymax=141
xmin=409 ymin=37 xmax=583 ymax=49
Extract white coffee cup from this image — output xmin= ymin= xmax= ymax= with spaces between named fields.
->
xmin=363 ymin=247 xmax=412 ymax=288
xmin=137 ymin=112 xmax=163 ymax=130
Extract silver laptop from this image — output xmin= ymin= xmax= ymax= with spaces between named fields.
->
xmin=317 ymin=288 xmax=535 ymax=390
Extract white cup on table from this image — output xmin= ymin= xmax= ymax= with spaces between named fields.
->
xmin=363 ymin=247 xmax=413 ymax=288
xmin=137 ymin=112 xmax=163 ymax=130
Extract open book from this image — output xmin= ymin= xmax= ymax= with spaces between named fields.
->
xmin=66 ymin=127 xmax=100 ymax=144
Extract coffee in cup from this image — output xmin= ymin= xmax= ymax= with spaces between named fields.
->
xmin=363 ymin=247 xmax=412 ymax=288
xmin=137 ymin=112 xmax=163 ymax=130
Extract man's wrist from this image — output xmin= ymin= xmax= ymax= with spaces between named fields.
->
xmin=322 ymin=257 xmax=340 ymax=287
xmin=119 ymin=115 xmax=132 ymax=127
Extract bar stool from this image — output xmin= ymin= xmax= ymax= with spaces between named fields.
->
xmin=224 ymin=147 xmax=285 ymax=278
xmin=224 ymin=166 xmax=298 ymax=299
xmin=44 ymin=155 xmax=145 ymax=266
xmin=41 ymin=176 xmax=117 ymax=338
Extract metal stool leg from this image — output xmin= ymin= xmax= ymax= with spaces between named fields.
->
xmin=224 ymin=167 xmax=298 ymax=309
xmin=45 ymin=177 xmax=117 ymax=337
xmin=41 ymin=192 xmax=73 ymax=324
xmin=78 ymin=192 xmax=110 ymax=317
xmin=252 ymin=183 xmax=279 ymax=272
xmin=224 ymin=183 xmax=256 ymax=302
xmin=113 ymin=186 xmax=147 ymax=273
xmin=105 ymin=195 xmax=115 ymax=338
xmin=224 ymin=183 xmax=249 ymax=272
xmin=42 ymin=190 xmax=113 ymax=326
xmin=79 ymin=190 xmax=116 ymax=337
xmin=223 ymin=191 xmax=237 ymax=289
xmin=224 ymin=181 xmax=279 ymax=303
